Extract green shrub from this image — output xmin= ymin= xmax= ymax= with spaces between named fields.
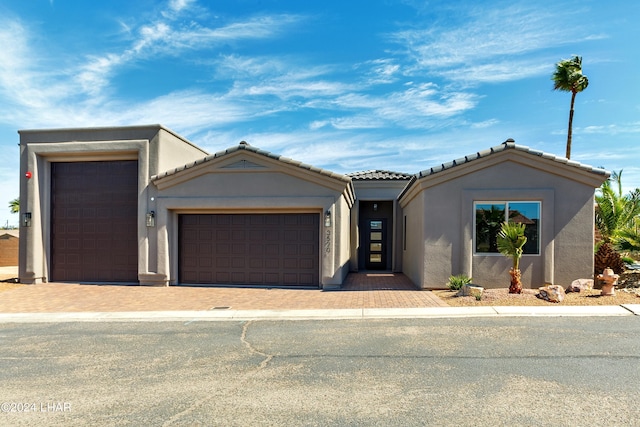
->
xmin=622 ymin=256 xmax=635 ymax=265
xmin=447 ymin=274 xmax=472 ymax=291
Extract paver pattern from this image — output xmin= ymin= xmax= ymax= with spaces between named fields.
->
xmin=0 ymin=272 xmax=447 ymax=312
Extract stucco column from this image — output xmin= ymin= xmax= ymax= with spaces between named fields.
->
xmin=139 ymin=203 xmax=169 ymax=286
xmin=321 ymin=205 xmax=338 ymax=289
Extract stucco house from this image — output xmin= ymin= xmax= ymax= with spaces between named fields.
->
xmin=18 ymin=125 xmax=609 ymax=289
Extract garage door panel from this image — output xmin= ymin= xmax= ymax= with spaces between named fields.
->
xmin=300 ymin=230 xmax=315 ymax=241
xmin=283 ymin=258 xmax=297 ymax=269
xmin=249 ymin=258 xmax=263 ymax=269
xmin=265 ymin=244 xmax=279 ymax=254
xmin=298 ymin=273 xmax=315 ymax=285
xmin=265 ymin=230 xmax=279 ymax=241
xmin=300 ymin=244 xmax=315 ymax=256
xmin=249 ymin=272 xmax=263 ymax=282
xmin=179 ymin=213 xmax=319 ymax=287
xmin=265 ymin=273 xmax=279 ymax=283
xmin=300 ymin=258 xmax=314 ymax=269
xmin=231 ymin=272 xmax=245 ymax=282
xmin=264 ymin=257 xmax=279 ymax=268
xmin=215 ymin=272 xmax=230 ymax=282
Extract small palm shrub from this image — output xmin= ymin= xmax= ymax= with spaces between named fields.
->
xmin=497 ymin=221 xmax=527 ymax=294
xmin=447 ymin=274 xmax=472 ymax=291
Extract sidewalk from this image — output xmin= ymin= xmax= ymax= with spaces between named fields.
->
xmin=0 ymin=270 xmax=638 ymax=321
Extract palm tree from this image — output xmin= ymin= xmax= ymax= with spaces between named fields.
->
xmin=595 ymin=170 xmax=640 ymax=244
xmin=9 ymin=198 xmax=19 ymax=214
xmin=552 ymin=56 xmax=589 ymax=159
xmin=497 ymin=221 xmax=527 ymax=294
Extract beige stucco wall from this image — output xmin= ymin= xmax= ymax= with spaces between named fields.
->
xmin=152 ymin=129 xmax=209 ymax=177
xmin=400 ymin=189 xmax=425 ymax=287
xmin=400 ymin=151 xmax=605 ymax=289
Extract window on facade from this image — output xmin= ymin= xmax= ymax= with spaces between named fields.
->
xmin=475 ymin=202 xmax=540 ymax=255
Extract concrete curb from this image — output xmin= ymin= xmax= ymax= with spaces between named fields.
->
xmin=0 ymin=305 xmax=637 ymax=322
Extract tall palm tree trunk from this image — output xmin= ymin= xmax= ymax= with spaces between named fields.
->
xmin=566 ymin=91 xmax=576 ymax=159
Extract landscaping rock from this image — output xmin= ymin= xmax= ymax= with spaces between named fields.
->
xmin=457 ymin=284 xmax=484 ymax=298
xmin=566 ymin=279 xmax=593 ymax=293
xmin=538 ymin=285 xmax=565 ymax=303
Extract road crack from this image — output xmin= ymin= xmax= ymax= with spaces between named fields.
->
xmin=241 ymin=320 xmax=273 ymax=370
xmin=163 ymin=321 xmax=273 ymax=426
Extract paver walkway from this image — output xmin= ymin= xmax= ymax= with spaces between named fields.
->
xmin=0 ymin=272 xmax=448 ymax=312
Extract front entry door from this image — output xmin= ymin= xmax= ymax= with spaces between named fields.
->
xmin=365 ymin=219 xmax=387 ymax=270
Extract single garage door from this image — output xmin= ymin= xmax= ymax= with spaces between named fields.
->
xmin=179 ymin=213 xmax=319 ymax=287
xmin=50 ymin=161 xmax=138 ymax=282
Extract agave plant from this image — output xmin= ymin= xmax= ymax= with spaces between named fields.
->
xmin=497 ymin=221 xmax=527 ymax=294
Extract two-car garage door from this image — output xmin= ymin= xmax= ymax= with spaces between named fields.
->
xmin=179 ymin=213 xmax=320 ymax=287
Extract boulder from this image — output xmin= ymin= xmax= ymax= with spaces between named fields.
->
xmin=457 ymin=284 xmax=484 ymax=299
xmin=538 ymin=285 xmax=565 ymax=303
xmin=566 ymin=279 xmax=593 ymax=293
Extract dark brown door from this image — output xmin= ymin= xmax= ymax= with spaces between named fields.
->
xmin=179 ymin=213 xmax=319 ymax=287
xmin=50 ymin=161 xmax=138 ymax=282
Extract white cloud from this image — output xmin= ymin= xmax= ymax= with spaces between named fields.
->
xmin=0 ymin=6 xmax=307 ymax=131
xmin=359 ymin=58 xmax=401 ymax=84
xmin=578 ymin=122 xmax=640 ymax=135
xmin=387 ymin=2 xmax=599 ymax=85
xmin=74 ymin=13 xmax=303 ymax=98
xmin=437 ymin=60 xmax=551 ymax=84
xmin=168 ymin=0 xmax=194 ymax=13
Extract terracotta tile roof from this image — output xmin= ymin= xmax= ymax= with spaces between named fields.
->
xmin=153 ymin=141 xmax=351 ymax=183
xmin=347 ymin=170 xmax=413 ymax=180
xmin=415 ymin=139 xmax=610 ymax=178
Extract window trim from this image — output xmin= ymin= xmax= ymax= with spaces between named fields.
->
xmin=473 ymin=200 xmax=541 ymax=256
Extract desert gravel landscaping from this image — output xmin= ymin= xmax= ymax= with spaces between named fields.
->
xmin=433 ymin=287 xmax=640 ymax=307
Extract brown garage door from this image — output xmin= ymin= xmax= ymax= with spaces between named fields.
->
xmin=50 ymin=161 xmax=138 ymax=282
xmin=179 ymin=213 xmax=319 ymax=287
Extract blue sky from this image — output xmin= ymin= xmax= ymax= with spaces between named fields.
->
xmin=1 ymin=0 xmax=639 ymax=227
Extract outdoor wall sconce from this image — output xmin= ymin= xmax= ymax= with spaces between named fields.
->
xmin=22 ymin=212 xmax=32 ymax=227
xmin=373 ymin=203 xmax=378 ymax=211
xmin=324 ymin=210 xmax=332 ymax=227
xmin=146 ymin=211 xmax=155 ymax=227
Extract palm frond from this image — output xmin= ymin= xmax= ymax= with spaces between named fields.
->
xmin=497 ymin=222 xmax=527 ymax=270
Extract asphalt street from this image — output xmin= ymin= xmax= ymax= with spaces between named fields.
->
xmin=1 ymin=317 xmax=639 ymax=426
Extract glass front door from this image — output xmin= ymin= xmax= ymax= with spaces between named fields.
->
xmin=365 ymin=219 xmax=386 ymax=270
